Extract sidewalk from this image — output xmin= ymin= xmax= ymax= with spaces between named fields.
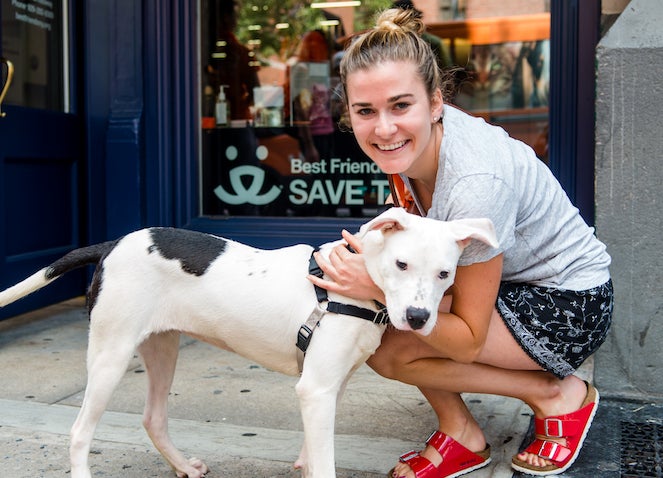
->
xmin=0 ymin=298 xmax=658 ymax=477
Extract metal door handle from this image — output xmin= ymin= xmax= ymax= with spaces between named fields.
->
xmin=1 ymin=58 xmax=15 ymax=118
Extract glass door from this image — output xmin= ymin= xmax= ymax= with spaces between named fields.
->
xmin=0 ymin=0 xmax=84 ymax=319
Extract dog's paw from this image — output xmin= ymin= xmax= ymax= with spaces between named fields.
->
xmin=175 ymin=457 xmax=209 ymax=478
xmin=294 ymin=447 xmax=308 ymax=471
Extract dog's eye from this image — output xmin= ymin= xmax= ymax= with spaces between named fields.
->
xmin=396 ymin=260 xmax=407 ymax=271
xmin=438 ymin=270 xmax=449 ymax=280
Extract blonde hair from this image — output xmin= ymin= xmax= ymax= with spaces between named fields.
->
xmin=338 ymin=8 xmax=451 ymax=128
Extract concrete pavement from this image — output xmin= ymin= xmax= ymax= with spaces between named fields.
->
xmin=0 ymin=297 xmax=644 ymax=478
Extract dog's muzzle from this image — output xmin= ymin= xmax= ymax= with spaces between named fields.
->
xmin=406 ymin=306 xmax=430 ymax=330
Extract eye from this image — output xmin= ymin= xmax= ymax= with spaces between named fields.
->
xmin=394 ymin=101 xmax=410 ymax=111
xmin=354 ymin=107 xmax=374 ymax=117
xmin=396 ymin=260 xmax=407 ymax=271
xmin=438 ymin=270 xmax=449 ymax=280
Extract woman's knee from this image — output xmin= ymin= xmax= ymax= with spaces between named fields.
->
xmin=366 ymin=346 xmax=399 ymax=379
xmin=367 ymin=329 xmax=420 ymax=380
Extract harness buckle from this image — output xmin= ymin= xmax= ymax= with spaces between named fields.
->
xmin=373 ymin=308 xmax=390 ymax=325
xmin=296 ymin=324 xmax=315 ymax=353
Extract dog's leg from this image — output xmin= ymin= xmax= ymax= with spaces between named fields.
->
xmin=139 ymin=332 xmax=209 ymax=478
xmin=69 ymin=336 xmax=137 ymax=478
xmin=294 ymin=370 xmax=354 ymax=477
xmin=294 ymin=318 xmax=383 ymax=478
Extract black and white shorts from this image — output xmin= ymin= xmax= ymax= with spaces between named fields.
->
xmin=496 ymin=280 xmax=613 ymax=379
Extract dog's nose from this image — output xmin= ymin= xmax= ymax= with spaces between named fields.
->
xmin=406 ymin=306 xmax=429 ymax=330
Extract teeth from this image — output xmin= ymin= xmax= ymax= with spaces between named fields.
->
xmin=377 ymin=140 xmax=406 ymax=151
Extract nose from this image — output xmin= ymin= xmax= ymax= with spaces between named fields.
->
xmin=406 ymin=306 xmax=430 ymax=330
xmin=375 ymin=113 xmax=397 ymax=137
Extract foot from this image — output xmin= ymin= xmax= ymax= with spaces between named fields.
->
xmin=174 ymin=457 xmax=209 ymax=478
xmin=389 ymin=429 xmax=490 ymax=478
xmin=512 ymin=380 xmax=599 ymax=475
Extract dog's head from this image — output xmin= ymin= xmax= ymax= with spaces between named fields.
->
xmin=358 ymin=207 xmax=499 ymax=336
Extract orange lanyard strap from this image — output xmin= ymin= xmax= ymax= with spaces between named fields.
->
xmin=388 ymin=174 xmax=420 ymax=215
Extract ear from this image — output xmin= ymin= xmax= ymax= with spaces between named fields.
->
xmin=358 ymin=207 xmax=411 ymax=238
xmin=431 ymin=88 xmax=444 ymax=120
xmin=449 ymin=218 xmax=499 ymax=250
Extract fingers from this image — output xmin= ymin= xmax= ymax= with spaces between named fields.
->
xmin=307 ymin=251 xmax=344 ymax=293
xmin=307 ymin=273 xmax=342 ymax=293
xmin=342 ymin=229 xmax=363 ymax=253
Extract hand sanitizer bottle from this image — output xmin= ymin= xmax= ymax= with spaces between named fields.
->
xmin=215 ymin=85 xmax=230 ymax=126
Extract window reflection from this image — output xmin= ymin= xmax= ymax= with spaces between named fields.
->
xmin=1 ymin=0 xmax=65 ymax=111
xmin=199 ymin=0 xmax=550 ymax=217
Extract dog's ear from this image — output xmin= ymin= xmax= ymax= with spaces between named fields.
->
xmin=359 ymin=207 xmax=410 ymax=238
xmin=449 ymin=218 xmax=499 ymax=249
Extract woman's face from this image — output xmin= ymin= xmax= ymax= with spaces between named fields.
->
xmin=346 ymin=60 xmax=443 ymax=177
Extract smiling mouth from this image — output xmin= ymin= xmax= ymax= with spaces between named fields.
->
xmin=376 ymin=140 xmax=407 ymax=151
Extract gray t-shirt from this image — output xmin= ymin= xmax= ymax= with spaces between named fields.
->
xmin=404 ymin=105 xmax=611 ymax=291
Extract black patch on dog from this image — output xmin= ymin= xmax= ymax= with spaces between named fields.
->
xmin=43 ymin=241 xmax=118 ymax=315
xmin=148 ymin=228 xmax=227 ymax=276
xmin=46 ymin=241 xmax=118 ymax=280
xmin=87 ymin=261 xmax=106 ymax=313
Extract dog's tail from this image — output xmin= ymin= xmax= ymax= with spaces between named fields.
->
xmin=0 ymin=241 xmax=117 ymax=308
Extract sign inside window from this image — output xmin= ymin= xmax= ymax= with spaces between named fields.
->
xmin=201 ymin=126 xmax=389 ymax=217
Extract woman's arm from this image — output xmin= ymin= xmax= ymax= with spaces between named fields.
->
xmin=418 ymin=254 xmax=503 ymax=363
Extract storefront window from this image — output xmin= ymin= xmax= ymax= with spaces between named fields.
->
xmin=199 ymin=0 xmax=550 ymax=218
xmin=427 ymin=2 xmax=550 ymax=163
xmin=1 ymin=0 xmax=66 ymax=112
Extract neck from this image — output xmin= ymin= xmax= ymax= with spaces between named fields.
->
xmin=410 ymin=122 xmax=442 ymax=191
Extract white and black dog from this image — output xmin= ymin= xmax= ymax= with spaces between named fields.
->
xmin=0 ymin=207 xmax=497 ymax=478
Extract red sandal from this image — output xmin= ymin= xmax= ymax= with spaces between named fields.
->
xmin=511 ymin=382 xmax=599 ymax=475
xmin=388 ymin=431 xmax=491 ymax=478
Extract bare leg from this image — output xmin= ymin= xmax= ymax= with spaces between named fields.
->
xmin=368 ymin=308 xmax=589 ymax=477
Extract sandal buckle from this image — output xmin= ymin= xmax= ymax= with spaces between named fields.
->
xmin=399 ymin=450 xmax=419 ymax=463
xmin=544 ymin=418 xmax=564 ymax=437
xmin=538 ymin=441 xmax=559 ymax=460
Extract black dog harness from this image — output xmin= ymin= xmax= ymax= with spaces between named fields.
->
xmin=296 ymin=247 xmax=389 ymax=373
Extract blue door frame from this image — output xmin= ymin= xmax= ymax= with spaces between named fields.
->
xmin=548 ymin=0 xmax=601 ymax=226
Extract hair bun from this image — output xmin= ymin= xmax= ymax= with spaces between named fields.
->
xmin=376 ymin=8 xmax=425 ymax=36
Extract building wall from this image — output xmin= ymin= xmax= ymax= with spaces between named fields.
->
xmin=417 ymin=0 xmax=548 ymax=22
xmin=594 ymin=0 xmax=663 ymax=398
xmin=462 ymin=0 xmax=548 ymax=18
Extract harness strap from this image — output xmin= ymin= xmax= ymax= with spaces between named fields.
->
xmin=295 ymin=304 xmax=326 ymax=373
xmin=296 ymin=249 xmax=389 ymax=374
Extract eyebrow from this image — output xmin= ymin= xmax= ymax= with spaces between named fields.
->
xmin=350 ymin=93 xmax=415 ymax=108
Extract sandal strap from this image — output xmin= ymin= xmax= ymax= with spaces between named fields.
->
xmin=426 ymin=430 xmax=450 ymax=451
xmin=398 ymin=432 xmax=491 ymax=477
xmin=523 ymin=438 xmax=572 ymax=463
xmin=533 ymin=401 xmax=595 ymax=438
xmin=426 ymin=431 xmax=490 ymax=467
xmin=399 ymin=450 xmax=436 ymax=476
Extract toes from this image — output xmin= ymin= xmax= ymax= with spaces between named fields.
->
xmin=391 ymin=462 xmax=413 ymax=478
xmin=517 ymin=451 xmax=552 ymax=468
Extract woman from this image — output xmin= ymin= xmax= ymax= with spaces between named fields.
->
xmin=309 ymin=8 xmax=613 ymax=478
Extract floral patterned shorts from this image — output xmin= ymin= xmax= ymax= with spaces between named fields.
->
xmin=496 ymin=280 xmax=613 ymax=379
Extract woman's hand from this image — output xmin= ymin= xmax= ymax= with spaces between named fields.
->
xmin=307 ymin=230 xmax=384 ymax=302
